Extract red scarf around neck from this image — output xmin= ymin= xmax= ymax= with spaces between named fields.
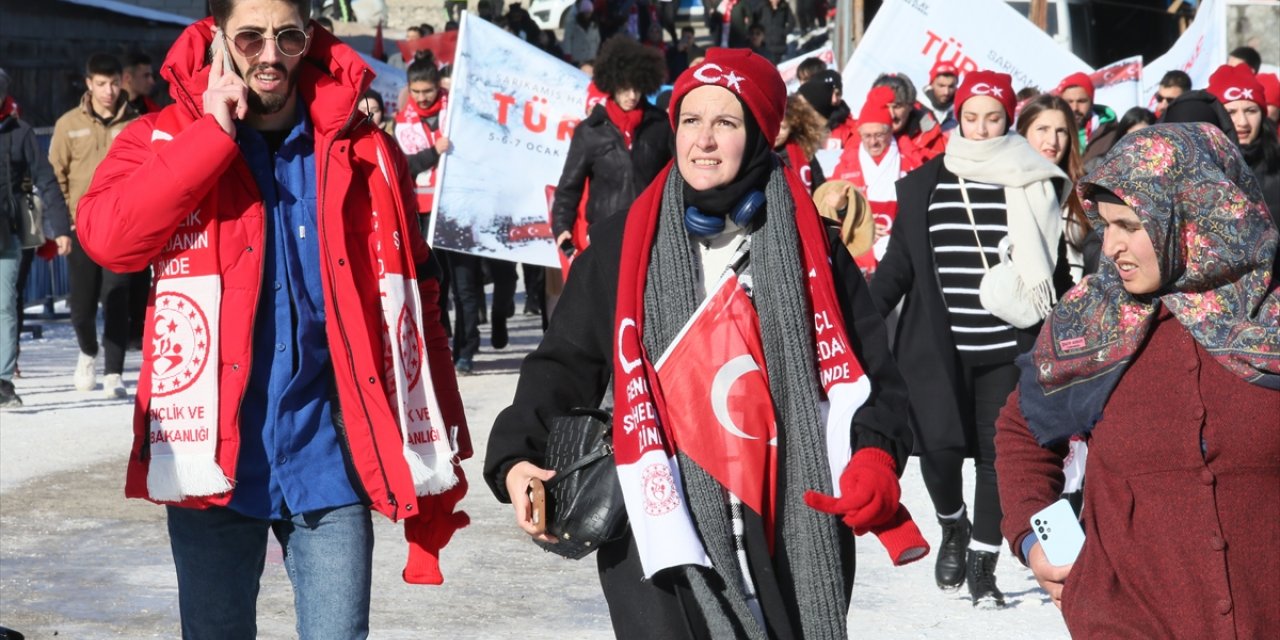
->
xmin=604 ymin=97 xmax=644 ymax=149
xmin=0 ymin=96 xmax=17 ymax=120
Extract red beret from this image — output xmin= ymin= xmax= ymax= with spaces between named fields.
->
xmin=929 ymin=61 xmax=959 ymax=83
xmin=1055 ymin=71 xmax=1095 ymax=102
xmin=1258 ymin=73 xmax=1280 ymax=110
xmin=670 ymin=47 xmax=787 ymax=143
xmin=858 ymin=86 xmax=895 ymax=127
xmin=1207 ymin=63 xmax=1265 ymax=108
xmin=954 ymin=70 xmax=1016 ymax=123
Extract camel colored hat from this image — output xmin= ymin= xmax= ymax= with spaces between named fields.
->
xmin=813 ymin=180 xmax=875 ymax=257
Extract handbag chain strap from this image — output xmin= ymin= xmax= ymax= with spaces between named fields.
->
xmin=957 ymin=177 xmax=992 ymax=272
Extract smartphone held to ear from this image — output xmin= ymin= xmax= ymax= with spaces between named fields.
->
xmin=208 ymin=26 xmax=235 ymax=75
xmin=1029 ymin=499 xmax=1085 ymax=566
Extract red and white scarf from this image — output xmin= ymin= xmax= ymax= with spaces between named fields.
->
xmin=612 ymin=164 xmax=873 ymax=578
xmin=143 ymin=109 xmax=457 ymax=502
xmin=394 ymin=94 xmax=448 ymax=215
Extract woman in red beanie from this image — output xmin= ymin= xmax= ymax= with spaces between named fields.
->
xmin=871 ymin=69 xmax=1075 ymax=607
xmin=487 ymin=48 xmax=926 ymax=638
xmin=1207 ymin=63 xmax=1280 ymax=222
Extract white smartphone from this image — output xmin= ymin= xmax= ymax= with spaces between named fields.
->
xmin=1029 ymin=499 xmax=1085 ymax=566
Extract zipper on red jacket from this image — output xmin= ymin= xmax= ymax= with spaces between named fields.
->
xmin=317 ymin=67 xmax=400 ymax=515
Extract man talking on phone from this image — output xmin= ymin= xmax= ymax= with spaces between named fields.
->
xmin=75 ymin=1 xmax=472 ymax=637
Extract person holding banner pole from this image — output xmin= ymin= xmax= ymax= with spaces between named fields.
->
xmin=488 ymin=48 xmax=927 ymax=639
xmin=870 ymin=70 xmax=1074 ymax=608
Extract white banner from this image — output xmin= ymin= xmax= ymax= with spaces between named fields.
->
xmin=779 ymin=44 xmax=835 ymax=93
xmin=1139 ymin=0 xmax=1227 ymax=111
xmin=429 ymin=13 xmax=589 ymax=267
xmin=841 ymin=0 xmax=1090 ymax=114
xmin=359 ymin=53 xmax=406 ymax=118
xmin=1091 ymin=56 xmax=1143 ymax=118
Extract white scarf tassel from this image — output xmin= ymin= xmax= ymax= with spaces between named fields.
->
xmin=147 ymin=458 xmax=233 ymax=503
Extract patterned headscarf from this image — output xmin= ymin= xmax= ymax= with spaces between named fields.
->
xmin=1017 ymin=123 xmax=1279 ymax=446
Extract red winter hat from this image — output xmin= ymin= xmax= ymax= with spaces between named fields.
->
xmin=1207 ymin=63 xmax=1265 ymax=107
xmin=1055 ymin=71 xmax=1095 ymax=101
xmin=929 ymin=61 xmax=959 ymax=83
xmin=1258 ymin=73 xmax=1280 ymax=110
xmin=858 ymin=86 xmax=895 ymax=127
xmin=954 ymin=70 xmax=1016 ymax=122
xmin=670 ymin=47 xmax=787 ymax=143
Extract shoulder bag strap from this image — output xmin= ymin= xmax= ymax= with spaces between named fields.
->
xmin=957 ymin=177 xmax=991 ymax=272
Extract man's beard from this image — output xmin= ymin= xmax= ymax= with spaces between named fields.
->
xmin=243 ymin=62 xmax=298 ymax=115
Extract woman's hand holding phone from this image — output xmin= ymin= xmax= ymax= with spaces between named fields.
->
xmin=1028 ymin=542 xmax=1074 ymax=609
xmin=204 ymin=32 xmax=249 ymax=138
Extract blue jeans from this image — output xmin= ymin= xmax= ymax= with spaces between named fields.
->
xmin=166 ymin=504 xmax=374 ymax=639
xmin=0 ymin=234 xmax=21 ymax=381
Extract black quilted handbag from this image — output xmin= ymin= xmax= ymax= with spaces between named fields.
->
xmin=534 ymin=408 xmax=628 ymax=559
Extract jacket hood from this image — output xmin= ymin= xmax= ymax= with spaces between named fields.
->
xmin=161 ymin=17 xmax=373 ymax=139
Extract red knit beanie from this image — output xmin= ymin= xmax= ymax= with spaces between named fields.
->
xmin=858 ymin=86 xmax=895 ymax=127
xmin=1258 ymin=73 xmax=1280 ymax=110
xmin=1055 ymin=71 xmax=1095 ymax=101
xmin=1207 ymin=63 xmax=1265 ymax=108
xmin=670 ymin=47 xmax=787 ymax=143
xmin=929 ymin=61 xmax=959 ymax=84
xmin=954 ymin=70 xmax=1016 ymax=122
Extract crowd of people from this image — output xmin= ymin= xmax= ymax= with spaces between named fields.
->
xmin=0 ymin=0 xmax=1277 ymax=637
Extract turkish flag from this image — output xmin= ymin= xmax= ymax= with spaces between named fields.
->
xmin=397 ymin=31 xmax=458 ymax=65
xmin=655 ymin=275 xmax=777 ymax=544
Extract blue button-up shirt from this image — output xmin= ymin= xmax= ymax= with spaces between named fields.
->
xmin=228 ymin=104 xmax=361 ymax=520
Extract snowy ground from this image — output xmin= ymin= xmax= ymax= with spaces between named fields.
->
xmin=0 ymin=291 xmax=1070 ymax=639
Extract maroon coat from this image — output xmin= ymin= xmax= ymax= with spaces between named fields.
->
xmin=996 ymin=309 xmax=1280 ymax=638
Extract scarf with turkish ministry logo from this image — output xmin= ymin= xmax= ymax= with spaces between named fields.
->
xmin=141 ymin=106 xmax=458 ymax=503
xmin=394 ymin=92 xmax=448 ymax=214
xmin=612 ymin=161 xmax=873 ymax=579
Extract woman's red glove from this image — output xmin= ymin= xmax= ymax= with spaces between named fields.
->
xmin=804 ymin=447 xmax=901 ymax=535
xmin=402 ymin=466 xmax=470 ymax=585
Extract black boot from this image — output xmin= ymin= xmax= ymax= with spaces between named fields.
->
xmin=0 ymin=379 xmax=22 ymax=408
xmin=967 ymin=549 xmax=1006 ymax=608
xmin=935 ymin=513 xmax=971 ymax=590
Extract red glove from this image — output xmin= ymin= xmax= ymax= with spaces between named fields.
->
xmin=402 ymin=466 xmax=470 ymax=585
xmin=804 ymin=447 xmax=901 ymax=535
xmin=36 ymin=239 xmax=59 ymax=261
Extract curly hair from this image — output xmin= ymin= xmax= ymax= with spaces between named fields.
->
xmin=592 ymin=36 xmax=666 ymax=96
xmin=780 ymin=94 xmax=828 ymax=158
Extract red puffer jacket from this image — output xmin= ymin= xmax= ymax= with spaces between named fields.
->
xmin=76 ymin=19 xmax=471 ymax=526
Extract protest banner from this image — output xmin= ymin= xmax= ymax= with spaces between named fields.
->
xmin=1091 ymin=56 xmax=1143 ymax=117
xmin=1139 ymin=0 xmax=1227 ymax=110
xmin=430 ymin=13 xmax=589 ymax=268
xmin=779 ymin=44 xmax=835 ymax=93
xmin=359 ymin=53 xmax=406 ymax=117
xmin=841 ymin=0 xmax=1090 ymax=114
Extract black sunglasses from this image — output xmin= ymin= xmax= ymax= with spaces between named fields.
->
xmin=229 ymin=28 xmax=310 ymax=58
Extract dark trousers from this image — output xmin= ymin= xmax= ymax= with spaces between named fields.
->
xmin=128 ymin=268 xmax=151 ymax=348
xmin=487 ymin=258 xmax=517 ymax=322
xmin=448 ymin=252 xmax=482 ymax=361
xmin=67 ymin=235 xmax=133 ymax=375
xmin=918 ymin=361 xmax=1019 ymax=547
xmin=597 ymin=532 xmax=705 ymax=640
xmin=418 ymin=217 xmax=451 ymax=337
xmin=521 ymin=263 xmax=544 ymax=313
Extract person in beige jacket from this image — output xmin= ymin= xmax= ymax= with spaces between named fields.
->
xmin=49 ymin=53 xmax=139 ymax=399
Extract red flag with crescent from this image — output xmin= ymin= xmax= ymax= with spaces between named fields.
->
xmin=654 ymin=274 xmax=778 ymax=545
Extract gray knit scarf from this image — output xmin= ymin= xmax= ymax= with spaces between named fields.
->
xmin=641 ymin=166 xmax=848 ymax=639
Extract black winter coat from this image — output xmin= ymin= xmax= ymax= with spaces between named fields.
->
xmin=0 ymin=113 xmax=70 ymax=248
xmin=869 ymin=155 xmax=1070 ymax=454
xmin=550 ymin=103 xmax=672 ymax=238
xmin=754 ymin=1 xmax=796 ymax=62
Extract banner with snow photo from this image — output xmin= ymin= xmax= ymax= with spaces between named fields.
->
xmin=429 ymin=13 xmax=589 ymax=268
xmin=841 ymin=0 xmax=1091 ymax=114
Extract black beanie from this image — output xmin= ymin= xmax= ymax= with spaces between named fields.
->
xmin=1160 ymin=90 xmax=1239 ymax=145
xmin=797 ymin=79 xmax=836 ymax=120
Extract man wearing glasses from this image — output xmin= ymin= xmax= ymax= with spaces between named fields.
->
xmin=830 ymin=85 xmax=923 ymax=278
xmin=1152 ymin=70 xmax=1191 ymax=119
xmin=74 ymin=1 xmax=472 ymax=637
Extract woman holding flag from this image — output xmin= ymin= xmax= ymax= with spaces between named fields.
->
xmin=486 ymin=48 xmax=926 ymax=639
